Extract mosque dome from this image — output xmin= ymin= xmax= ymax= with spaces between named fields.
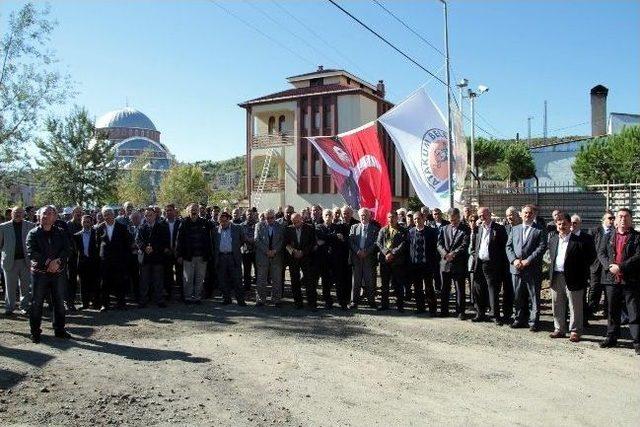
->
xmin=96 ymin=107 xmax=157 ymax=131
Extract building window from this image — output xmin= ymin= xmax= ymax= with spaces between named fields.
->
xmin=310 ymin=78 xmax=323 ymax=87
xmin=312 ymin=108 xmax=319 ymax=130
xmin=268 ymin=116 xmax=276 ymax=134
xmin=301 ymin=155 xmax=308 ymax=177
xmin=278 ymin=115 xmax=286 ymax=133
xmin=323 ymin=105 xmax=332 ymax=128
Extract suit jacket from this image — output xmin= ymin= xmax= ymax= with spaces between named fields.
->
xmin=212 ymin=223 xmax=243 ymax=266
xmin=95 ymin=221 xmax=132 ymax=265
xmin=589 ymin=226 xmax=612 ymax=273
xmin=376 ymin=225 xmax=407 ymax=266
xmin=597 ymin=229 xmax=640 ymax=285
xmin=505 ymin=223 xmax=547 ymax=276
xmin=165 ymin=218 xmax=182 ymax=252
xmin=437 ymin=223 xmax=470 ymax=275
xmin=406 ymin=226 xmax=438 ymax=272
xmin=175 ymin=217 xmax=213 ymax=262
xmin=428 ymin=219 xmax=450 ymax=233
xmin=471 ymin=221 xmax=508 ymax=274
xmin=73 ymin=229 xmax=99 ymax=266
xmin=548 ymin=233 xmax=592 ymax=291
xmin=25 ymin=225 xmax=71 ymax=273
xmin=0 ymin=220 xmax=36 ymax=270
xmin=315 ymin=222 xmax=338 ymax=260
xmin=254 ymin=221 xmax=284 ymax=265
xmin=136 ymin=220 xmax=171 ymax=264
xmin=349 ymin=222 xmax=379 ymax=265
xmin=284 ymin=223 xmax=316 ymax=266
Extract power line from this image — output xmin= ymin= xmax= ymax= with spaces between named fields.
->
xmin=371 ymin=0 xmax=444 ymax=57
xmin=326 ymin=0 xmax=448 ymax=87
xmin=208 ymin=0 xmax=315 ymax=67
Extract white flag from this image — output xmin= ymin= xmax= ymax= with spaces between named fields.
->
xmin=378 ymin=86 xmax=462 ymax=210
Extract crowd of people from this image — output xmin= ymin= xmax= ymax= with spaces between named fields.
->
xmin=0 ymin=201 xmax=638 ymax=355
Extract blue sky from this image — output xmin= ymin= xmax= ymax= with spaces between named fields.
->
xmin=2 ymin=0 xmax=639 ymax=162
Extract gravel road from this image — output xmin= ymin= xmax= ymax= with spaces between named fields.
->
xmin=1 ymin=296 xmax=638 ymax=426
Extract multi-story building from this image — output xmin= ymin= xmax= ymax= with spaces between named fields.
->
xmin=239 ymin=66 xmax=412 ymax=209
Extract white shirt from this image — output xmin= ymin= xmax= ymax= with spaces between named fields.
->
xmin=167 ymin=220 xmax=176 ymax=247
xmin=554 ymin=233 xmax=571 ymax=272
xmin=106 ymin=223 xmax=114 ymax=240
xmin=478 ymin=223 xmax=492 ymax=261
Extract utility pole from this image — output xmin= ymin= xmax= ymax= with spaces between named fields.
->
xmin=527 ymin=116 xmax=533 ymax=143
xmin=469 ymin=91 xmax=476 ymax=180
xmin=441 ymin=0 xmax=454 ymax=209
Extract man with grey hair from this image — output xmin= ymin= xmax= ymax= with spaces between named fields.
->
xmin=0 ymin=206 xmax=36 ymax=315
xmin=348 ymin=208 xmax=379 ymax=309
xmin=254 ymin=209 xmax=284 ymax=306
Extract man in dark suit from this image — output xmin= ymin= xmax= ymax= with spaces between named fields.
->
xmin=137 ymin=207 xmax=171 ymax=308
xmin=570 ymin=214 xmax=597 ymax=325
xmin=349 ymin=208 xmax=379 ymax=309
xmin=254 ymin=209 xmax=284 ymax=306
xmin=213 ymin=211 xmax=245 ymax=306
xmin=284 ymin=213 xmax=317 ymax=309
xmin=376 ymin=211 xmax=407 ymax=312
xmin=73 ymin=215 xmax=100 ymax=309
xmin=506 ymin=204 xmax=547 ymax=331
xmin=471 ymin=207 xmax=509 ymax=325
xmin=597 ymin=208 xmax=640 ymax=355
xmin=586 ymin=211 xmax=615 ymax=320
xmin=437 ymin=208 xmax=470 ymax=319
xmin=65 ymin=206 xmax=83 ymax=311
xmin=95 ymin=206 xmax=132 ymax=311
xmin=315 ymin=209 xmax=340 ymax=309
xmin=162 ymin=204 xmax=182 ymax=301
xmin=502 ymin=206 xmax=520 ymax=322
xmin=429 ymin=207 xmax=450 ymax=296
xmin=406 ymin=211 xmax=438 ymax=315
xmin=548 ymin=213 xmax=594 ymax=342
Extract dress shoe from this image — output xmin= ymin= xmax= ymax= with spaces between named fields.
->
xmin=237 ymin=301 xmax=247 ymax=307
xmin=471 ymin=315 xmax=487 ymax=323
xmin=599 ymin=337 xmax=618 ymax=348
xmin=634 ymin=344 xmax=640 ymax=356
xmin=99 ymin=305 xmax=109 ymax=312
xmin=377 ymin=306 xmax=388 ymax=312
xmin=458 ymin=313 xmax=467 ymax=321
xmin=340 ymin=304 xmax=348 ymax=310
xmin=549 ymin=330 xmax=566 ymax=339
xmin=80 ymin=304 xmax=91 ymax=310
xmin=397 ymin=306 xmax=405 ymax=313
xmin=569 ymin=332 xmax=580 ymax=343
xmin=66 ymin=303 xmax=77 ymax=312
xmin=295 ymin=303 xmax=304 ymax=309
xmin=54 ymin=330 xmax=72 ymax=339
xmin=368 ymin=303 xmax=378 ymax=309
xmin=529 ymin=324 xmax=540 ymax=332
xmin=416 ymin=308 xmax=426 ymax=314
xmin=510 ymin=321 xmax=527 ymax=329
xmin=31 ymin=334 xmax=41 ymax=344
xmin=274 ymin=302 xmax=282 ymax=308
xmin=494 ymin=318 xmax=504 ymax=326
xmin=347 ymin=303 xmax=358 ymax=310
xmin=324 ymin=303 xmax=333 ymax=310
xmin=255 ymin=301 xmax=265 ymax=307
xmin=439 ymin=312 xmax=450 ymax=318
xmin=222 ymin=299 xmax=232 ymax=305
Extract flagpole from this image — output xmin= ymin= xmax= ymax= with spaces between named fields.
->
xmin=440 ymin=0 xmax=454 ymax=209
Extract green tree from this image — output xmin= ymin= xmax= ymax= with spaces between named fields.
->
xmin=573 ymin=126 xmax=640 ymax=186
xmin=495 ymin=141 xmax=536 ymax=184
xmin=157 ymin=164 xmax=210 ymax=209
xmin=208 ymin=189 xmax=243 ymax=208
xmin=0 ymin=2 xmax=74 ymax=150
xmin=116 ymin=152 xmax=157 ymax=207
xmin=34 ymin=107 xmax=117 ymax=207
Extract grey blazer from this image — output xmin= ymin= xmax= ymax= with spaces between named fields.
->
xmin=349 ymin=222 xmax=379 ymax=265
xmin=212 ymin=223 xmax=243 ymax=266
xmin=505 ymin=223 xmax=547 ymax=275
xmin=254 ymin=221 xmax=284 ymax=265
xmin=0 ymin=220 xmax=36 ymax=270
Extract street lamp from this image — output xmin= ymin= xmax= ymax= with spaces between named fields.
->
xmin=456 ymin=78 xmax=468 ymax=119
xmin=467 ymin=84 xmax=489 ymax=180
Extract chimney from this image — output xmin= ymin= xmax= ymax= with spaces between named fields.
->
xmin=590 ymin=84 xmax=608 ymax=137
xmin=377 ymin=80 xmax=386 ymax=98
xmin=317 ymin=65 xmax=324 ymax=72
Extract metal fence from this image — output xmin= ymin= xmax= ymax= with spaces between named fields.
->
xmin=466 ymin=182 xmax=640 ymax=229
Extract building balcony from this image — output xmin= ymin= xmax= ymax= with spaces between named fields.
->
xmin=251 ymin=132 xmax=295 ymax=149
xmin=252 ymin=177 xmax=285 ymax=193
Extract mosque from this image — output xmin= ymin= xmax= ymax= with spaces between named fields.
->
xmin=95 ymin=107 xmax=174 ymax=171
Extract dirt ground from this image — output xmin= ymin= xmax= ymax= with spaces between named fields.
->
xmin=1 ymin=289 xmax=639 ymax=427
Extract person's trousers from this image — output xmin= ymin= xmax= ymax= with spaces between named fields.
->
xmin=2 ymin=259 xmax=31 ymax=312
xmin=512 ymin=272 xmax=541 ymax=327
xmin=217 ymin=254 xmax=244 ymax=303
xmin=587 ymin=269 xmax=607 ymax=318
xmin=128 ymin=254 xmax=140 ymax=302
xmin=30 ymin=273 xmax=65 ymax=335
xmin=605 ymin=284 xmax=640 ymax=343
xmin=140 ymin=263 xmax=164 ymax=305
xmin=550 ymin=273 xmax=584 ymax=333
xmin=255 ymin=258 xmax=283 ymax=304
xmin=351 ymin=258 xmax=375 ymax=307
xmin=409 ymin=264 xmax=436 ymax=314
xmin=501 ymin=269 xmax=514 ymax=320
xmin=380 ymin=262 xmax=404 ymax=309
xmin=440 ymin=271 xmax=466 ymax=315
xmin=334 ymin=261 xmax=352 ymax=308
xmin=473 ymin=260 xmax=502 ymax=319
xmin=183 ymin=256 xmax=207 ymax=302
xmin=66 ymin=258 xmax=78 ymax=306
xmin=77 ymin=261 xmax=99 ymax=308
xmin=164 ymin=256 xmax=183 ymax=300
xmin=317 ymin=257 xmax=334 ymax=307
xmin=432 ymin=259 xmax=442 ymax=294
xmin=242 ymin=252 xmax=256 ymax=290
xmin=289 ymin=260 xmax=317 ymax=307
xmin=100 ymin=263 xmax=126 ymax=308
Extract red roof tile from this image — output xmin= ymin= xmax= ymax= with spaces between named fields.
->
xmin=240 ymin=84 xmax=361 ymax=106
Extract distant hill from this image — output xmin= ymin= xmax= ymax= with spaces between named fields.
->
xmin=194 ymin=155 xmax=246 ymax=192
